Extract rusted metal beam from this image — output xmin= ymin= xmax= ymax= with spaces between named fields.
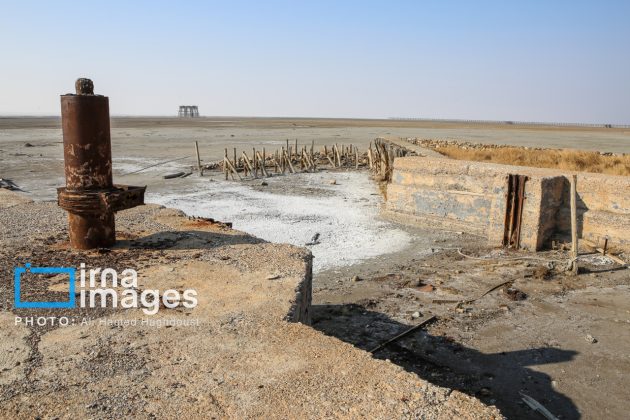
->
xmin=502 ymin=174 xmax=528 ymax=249
xmin=57 ymin=78 xmax=145 ymax=249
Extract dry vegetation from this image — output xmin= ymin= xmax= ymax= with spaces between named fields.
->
xmin=435 ymin=146 xmax=630 ymax=176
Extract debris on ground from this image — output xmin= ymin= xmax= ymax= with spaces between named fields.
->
xmin=163 ymin=171 xmax=186 ymax=179
xmin=306 ymin=232 xmax=321 ymax=246
xmin=519 ymin=392 xmax=559 ymax=420
xmin=502 ymin=287 xmax=527 ymax=301
xmin=0 ymin=178 xmax=21 ymax=191
xmin=585 ymin=334 xmax=598 ymax=344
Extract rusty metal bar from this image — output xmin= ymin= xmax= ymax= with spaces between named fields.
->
xmin=57 ymin=78 xmax=145 ymax=249
xmin=502 ymin=174 xmax=528 ymax=249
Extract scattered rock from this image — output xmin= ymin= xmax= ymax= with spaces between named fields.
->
xmin=585 ymin=334 xmax=598 ymax=344
xmin=24 ymin=142 xmax=34 ymax=147
xmin=261 ymin=181 xmax=268 ymax=186
xmin=306 ymin=233 xmax=320 ymax=246
xmin=329 ymin=179 xmax=337 ymax=185
xmin=503 ymin=287 xmax=527 ymax=301
xmin=266 ymin=274 xmax=281 ymax=280
xmin=351 ymin=275 xmax=362 ymax=282
xmin=411 ymin=311 xmax=421 ymax=319
xmin=418 ymin=284 xmax=435 ymax=293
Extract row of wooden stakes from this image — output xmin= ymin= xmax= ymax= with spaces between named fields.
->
xmin=220 ymin=140 xmax=364 ymax=180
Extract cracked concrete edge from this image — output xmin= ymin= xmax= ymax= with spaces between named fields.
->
xmin=284 ymin=251 xmax=313 ymax=325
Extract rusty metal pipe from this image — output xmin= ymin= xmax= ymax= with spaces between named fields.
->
xmin=58 ymin=79 xmax=145 ymax=249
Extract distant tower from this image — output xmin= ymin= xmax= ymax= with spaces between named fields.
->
xmin=178 ymin=105 xmax=199 ymax=117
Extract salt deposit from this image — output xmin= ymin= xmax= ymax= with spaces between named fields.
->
xmin=148 ymin=172 xmax=411 ymax=272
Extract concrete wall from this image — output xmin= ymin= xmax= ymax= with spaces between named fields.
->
xmin=386 ymin=157 xmax=630 ymax=251
xmin=555 ymin=174 xmax=630 ymax=249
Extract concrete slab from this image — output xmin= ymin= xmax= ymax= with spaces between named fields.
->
xmin=0 ymin=192 xmax=501 ymax=419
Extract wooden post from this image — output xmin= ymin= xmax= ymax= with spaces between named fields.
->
xmin=224 ymin=148 xmax=228 ymax=180
xmin=242 ymin=151 xmax=255 ymax=178
xmin=355 ymin=147 xmax=359 ymax=170
xmin=233 ymin=148 xmax=237 ymax=170
xmin=224 ymin=157 xmax=242 ymax=181
xmin=256 ymin=151 xmax=269 ymax=177
xmin=253 ymin=148 xmax=257 ymax=177
xmin=195 ymin=141 xmax=203 ymax=176
xmin=570 ymin=174 xmax=579 ymax=274
xmin=284 ymin=149 xmax=295 ymax=173
xmin=281 ymin=147 xmax=286 ymax=174
xmin=295 ymin=139 xmax=298 ymax=160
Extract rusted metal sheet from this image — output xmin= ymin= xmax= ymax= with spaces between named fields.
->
xmin=57 ymin=79 xmax=145 ymax=249
xmin=503 ymin=174 xmax=528 ymax=249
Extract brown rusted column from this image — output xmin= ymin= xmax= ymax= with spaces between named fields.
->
xmin=58 ymin=79 xmax=145 ymax=249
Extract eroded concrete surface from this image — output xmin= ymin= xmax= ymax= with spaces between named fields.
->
xmin=0 ymin=193 xmax=500 ymax=419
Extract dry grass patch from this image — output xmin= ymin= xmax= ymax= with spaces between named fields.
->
xmin=436 ymin=146 xmax=630 ymax=176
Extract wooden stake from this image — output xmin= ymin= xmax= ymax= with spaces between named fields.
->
xmin=253 ymin=148 xmax=257 ymax=176
xmin=570 ymin=174 xmax=579 ymax=274
xmin=224 ymin=157 xmax=242 ymax=180
xmin=284 ymin=150 xmax=295 ymax=173
xmin=242 ymin=151 xmax=255 ymax=178
xmin=256 ymin=151 xmax=269 ymax=177
xmin=194 ymin=141 xmax=203 ymax=176
xmin=224 ymin=148 xmax=228 ymax=180
xmin=281 ymin=147 xmax=286 ymax=173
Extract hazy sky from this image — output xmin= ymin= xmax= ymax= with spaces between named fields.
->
xmin=1 ymin=1 xmax=629 ymax=123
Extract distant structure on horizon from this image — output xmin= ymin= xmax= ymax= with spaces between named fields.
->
xmin=178 ymin=105 xmax=199 ymax=118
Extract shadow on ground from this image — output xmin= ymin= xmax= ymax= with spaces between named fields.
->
xmin=312 ymin=303 xmax=579 ymax=419
xmin=115 ymin=230 xmax=265 ymax=250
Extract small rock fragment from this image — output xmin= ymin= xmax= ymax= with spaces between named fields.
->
xmin=585 ymin=334 xmax=597 ymax=344
xmin=411 ymin=311 xmax=421 ymax=319
xmin=503 ymin=287 xmax=527 ymax=301
xmin=329 ymin=179 xmax=337 ymax=185
xmin=418 ymin=284 xmax=435 ymax=292
xmin=352 ymin=275 xmax=362 ymax=282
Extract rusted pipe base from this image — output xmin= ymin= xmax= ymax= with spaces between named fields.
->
xmin=68 ymin=212 xmax=115 ymax=249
